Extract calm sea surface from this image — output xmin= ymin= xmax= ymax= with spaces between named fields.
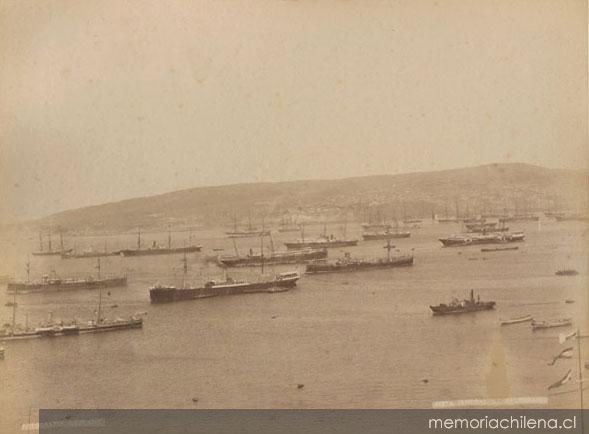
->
xmin=0 ymin=220 xmax=587 ymax=431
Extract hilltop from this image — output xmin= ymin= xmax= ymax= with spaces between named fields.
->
xmin=31 ymin=163 xmax=588 ymax=232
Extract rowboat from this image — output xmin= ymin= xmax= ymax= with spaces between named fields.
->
xmin=531 ymin=318 xmax=572 ymax=331
xmin=500 ymin=314 xmax=532 ymax=325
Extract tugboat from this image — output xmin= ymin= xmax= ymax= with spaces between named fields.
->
xmin=226 ymin=214 xmax=271 ymax=238
xmin=362 ymin=230 xmax=410 ymax=240
xmin=285 ymin=235 xmax=358 ymax=250
xmin=430 ymin=290 xmax=495 ymax=315
xmin=150 ymin=272 xmax=300 ymax=303
xmin=306 ymin=241 xmax=413 ymax=274
xmin=0 ymin=273 xmax=142 ymax=342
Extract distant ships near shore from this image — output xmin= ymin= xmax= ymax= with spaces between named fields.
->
xmin=430 ymin=290 xmax=496 ymax=315
xmin=362 ymin=231 xmax=410 ymax=240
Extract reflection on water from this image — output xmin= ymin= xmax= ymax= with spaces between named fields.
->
xmin=0 ymin=220 xmax=587 ymax=431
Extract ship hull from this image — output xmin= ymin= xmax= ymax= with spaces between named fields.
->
xmin=118 ymin=246 xmax=202 ymax=257
xmin=306 ymin=256 xmax=414 ymax=274
xmin=284 ymin=240 xmax=358 ymax=250
xmin=219 ymin=249 xmax=327 ymax=267
xmin=226 ymin=231 xmax=271 ymax=238
xmin=6 ymin=277 xmax=127 ymax=294
xmin=150 ymin=276 xmax=299 ymax=303
xmin=430 ymin=302 xmax=495 ymax=315
xmin=362 ymin=232 xmax=410 ymax=240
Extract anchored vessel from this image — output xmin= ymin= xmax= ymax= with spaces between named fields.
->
xmin=32 ymin=231 xmax=72 ymax=256
xmin=150 ymin=271 xmax=300 ymax=303
xmin=306 ymin=241 xmax=413 ymax=274
xmin=118 ymin=244 xmax=201 ymax=257
xmin=430 ymin=290 xmax=495 ymax=315
xmin=7 ymin=275 xmax=127 ymax=294
xmin=219 ymin=248 xmax=327 ymax=267
xmin=439 ymin=232 xmax=524 ymax=247
xmin=362 ymin=231 xmax=410 ymax=240
xmin=285 ymin=235 xmax=358 ymax=250
xmin=6 ymin=258 xmax=126 ymax=294
xmin=306 ymin=253 xmax=413 ymax=274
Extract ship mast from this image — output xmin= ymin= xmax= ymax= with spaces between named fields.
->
xmin=96 ymin=258 xmax=101 ymax=280
xmin=168 ymin=225 xmax=172 ymax=249
xmin=48 ymin=232 xmax=52 ymax=253
xmin=39 ymin=232 xmax=43 ymax=253
xmin=137 ymin=228 xmax=141 ymax=250
xmin=260 ymin=233 xmax=265 ymax=275
xmin=182 ymin=248 xmax=188 ymax=289
xmin=384 ymin=240 xmax=394 ymax=261
xmin=60 ymin=231 xmax=64 ymax=253
xmin=96 ymin=286 xmax=103 ymax=324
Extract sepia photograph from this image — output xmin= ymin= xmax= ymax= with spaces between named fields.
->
xmin=0 ymin=1 xmax=587 ymax=433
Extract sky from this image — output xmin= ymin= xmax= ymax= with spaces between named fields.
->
xmin=0 ymin=0 xmax=587 ymax=222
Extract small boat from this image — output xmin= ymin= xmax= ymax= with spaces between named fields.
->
xmin=0 ymin=347 xmax=4 ymax=359
xmin=500 ymin=314 xmax=533 ymax=325
xmin=4 ymin=301 xmax=17 ymax=307
xmin=565 ymin=299 xmax=575 ymax=304
xmin=555 ymin=269 xmax=579 ymax=276
xmin=531 ymin=318 xmax=572 ymax=331
xmin=481 ymin=246 xmax=519 ymax=253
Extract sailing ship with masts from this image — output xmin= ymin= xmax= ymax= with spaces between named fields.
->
xmin=305 ymin=241 xmax=413 ymax=274
xmin=32 ymin=231 xmax=72 ymax=256
xmin=226 ymin=213 xmax=271 ymax=238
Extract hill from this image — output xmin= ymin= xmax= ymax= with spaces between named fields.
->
xmin=33 ymin=163 xmax=588 ymax=232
